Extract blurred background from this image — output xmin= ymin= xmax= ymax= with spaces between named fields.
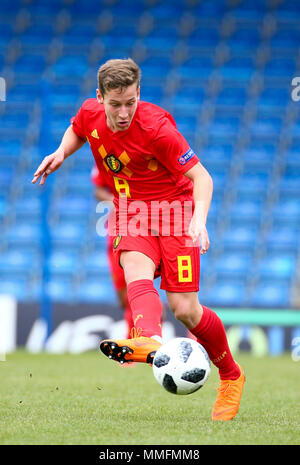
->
xmin=0 ymin=0 xmax=300 ymax=355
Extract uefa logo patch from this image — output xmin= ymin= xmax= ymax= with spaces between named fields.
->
xmin=178 ymin=148 xmax=195 ymax=165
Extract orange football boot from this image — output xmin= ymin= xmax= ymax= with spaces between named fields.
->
xmin=100 ymin=336 xmax=162 ymax=365
xmin=211 ymin=363 xmax=245 ymax=421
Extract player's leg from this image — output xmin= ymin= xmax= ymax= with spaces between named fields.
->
xmin=107 ymin=234 xmax=133 ymax=338
xmin=160 ymin=232 xmax=245 ymax=421
xmin=121 ymin=250 xmax=163 ymax=340
xmin=166 ymin=291 xmax=240 ymax=378
xmin=166 ymin=291 xmax=245 ymax=421
xmin=100 ymin=236 xmax=163 ymax=364
xmin=117 ymin=287 xmax=134 ymax=339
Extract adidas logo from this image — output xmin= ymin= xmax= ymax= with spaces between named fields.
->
xmin=91 ymin=129 xmax=99 ymax=139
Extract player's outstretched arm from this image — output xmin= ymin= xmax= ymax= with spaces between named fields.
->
xmin=32 ymin=125 xmax=86 ymax=185
xmin=184 ymin=162 xmax=213 ymax=253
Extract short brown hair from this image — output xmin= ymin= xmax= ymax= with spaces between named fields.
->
xmin=97 ymin=58 xmax=141 ymax=96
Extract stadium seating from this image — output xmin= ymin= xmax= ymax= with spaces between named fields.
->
xmin=0 ymin=0 xmax=299 ymax=309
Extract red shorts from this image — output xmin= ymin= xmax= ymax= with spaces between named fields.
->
xmin=107 ymin=234 xmax=126 ymax=291
xmin=112 ymin=233 xmax=200 ymax=293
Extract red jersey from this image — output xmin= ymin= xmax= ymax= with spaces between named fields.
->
xmin=72 ymin=99 xmax=198 ymax=205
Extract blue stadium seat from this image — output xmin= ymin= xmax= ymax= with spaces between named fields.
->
xmin=207 ymin=281 xmax=247 ymax=306
xmin=187 ymin=26 xmax=220 ymax=48
xmin=0 ymin=168 xmax=14 ymax=187
xmin=47 ymin=250 xmax=80 ymax=275
xmin=264 ymin=58 xmax=295 ymax=79
xmin=215 ymin=252 xmax=252 ymax=278
xmin=148 ymin=3 xmax=184 ymax=20
xmin=216 ymin=87 xmax=247 ymax=107
xmin=140 ymin=56 xmax=172 ymax=78
xmin=279 ymin=175 xmax=300 ymax=198
xmin=221 ymin=226 xmax=257 ymax=251
xmin=0 ymin=113 xmax=30 ymax=129
xmin=235 ymin=173 xmax=269 ymax=201
xmin=259 ymin=87 xmax=289 ymax=108
xmin=231 ymin=0 xmax=267 ymax=19
xmin=15 ymin=54 xmax=46 ymax=73
xmin=52 ymin=56 xmax=89 ymax=78
xmin=200 ymin=144 xmax=233 ymax=169
xmin=84 ymin=251 xmax=109 ymax=275
xmin=257 ymin=254 xmax=297 ymax=281
xmin=20 ymin=23 xmax=54 ymax=46
xmin=251 ymin=283 xmax=290 ymax=307
xmin=70 ymin=0 xmax=103 ymax=16
xmin=4 ymin=222 xmax=42 ymax=246
xmin=140 ymin=85 xmax=163 ymax=105
xmin=46 ymin=277 xmax=76 ymax=302
xmin=220 ymin=57 xmax=255 ymax=81
xmin=0 ymin=22 xmax=13 ymax=46
xmin=168 ymin=86 xmax=205 ymax=110
xmin=8 ymin=84 xmax=42 ymax=102
xmin=208 ymin=116 xmax=240 ymax=139
xmin=193 ymin=0 xmax=226 ymax=18
xmin=50 ymin=222 xmax=87 ymax=245
xmin=272 ymin=199 xmax=300 ymax=225
xmin=176 ymin=56 xmax=213 ymax=80
xmin=285 ymin=147 xmax=300 ymax=175
xmin=271 ymin=28 xmax=300 ymax=49
xmin=109 ymin=0 xmax=145 ymax=17
xmin=12 ymin=196 xmax=41 ymax=219
xmin=242 ymin=144 xmax=276 ymax=170
xmin=61 ymin=22 xmax=96 ymax=45
xmin=76 ymin=278 xmax=117 ymax=303
xmin=0 ymin=277 xmax=29 ymax=300
xmin=250 ymin=117 xmax=282 ymax=138
xmin=266 ymin=227 xmax=300 ymax=252
xmin=227 ymin=27 xmax=261 ymax=49
xmin=50 ymin=196 xmax=92 ymax=219
xmin=229 ymin=200 xmax=264 ymax=225
xmin=0 ymin=249 xmax=40 ymax=274
xmin=0 ymin=197 xmax=7 ymax=220
xmin=276 ymin=0 xmax=300 ymax=18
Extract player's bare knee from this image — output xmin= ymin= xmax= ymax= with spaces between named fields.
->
xmin=167 ymin=292 xmax=203 ymax=328
xmin=169 ymin=297 xmax=191 ymax=324
xmin=120 ymin=251 xmax=155 ymax=284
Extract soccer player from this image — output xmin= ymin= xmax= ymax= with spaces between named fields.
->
xmin=32 ymin=58 xmax=245 ymax=421
xmin=91 ymin=164 xmax=134 ymax=339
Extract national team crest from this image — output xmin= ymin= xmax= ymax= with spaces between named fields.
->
xmin=105 ymin=154 xmax=123 ymax=173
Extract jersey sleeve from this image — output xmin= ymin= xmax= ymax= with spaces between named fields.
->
xmin=70 ymin=105 xmax=87 ymax=140
xmin=151 ymin=118 xmax=199 ymax=175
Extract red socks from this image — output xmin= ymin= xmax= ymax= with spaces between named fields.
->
xmin=123 ymin=299 xmax=134 ymax=339
xmin=191 ymin=306 xmax=240 ymax=380
xmin=127 ymin=279 xmax=163 ymax=339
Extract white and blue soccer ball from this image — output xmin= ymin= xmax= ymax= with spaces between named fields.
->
xmin=152 ymin=337 xmax=211 ymax=395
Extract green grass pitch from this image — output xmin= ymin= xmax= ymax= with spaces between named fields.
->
xmin=0 ymin=350 xmax=299 ymax=445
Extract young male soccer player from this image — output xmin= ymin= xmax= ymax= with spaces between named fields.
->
xmin=91 ymin=164 xmax=134 ymax=339
xmin=32 ymin=58 xmax=245 ymax=421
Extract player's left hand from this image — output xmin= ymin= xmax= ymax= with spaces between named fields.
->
xmin=188 ymin=218 xmax=210 ymax=254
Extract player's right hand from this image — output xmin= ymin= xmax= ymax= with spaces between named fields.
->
xmin=31 ymin=149 xmax=65 ymax=185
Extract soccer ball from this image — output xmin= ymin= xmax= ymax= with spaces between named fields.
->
xmin=152 ymin=337 xmax=211 ymax=395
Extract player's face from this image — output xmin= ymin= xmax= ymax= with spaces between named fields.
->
xmin=97 ymin=84 xmax=140 ymax=132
